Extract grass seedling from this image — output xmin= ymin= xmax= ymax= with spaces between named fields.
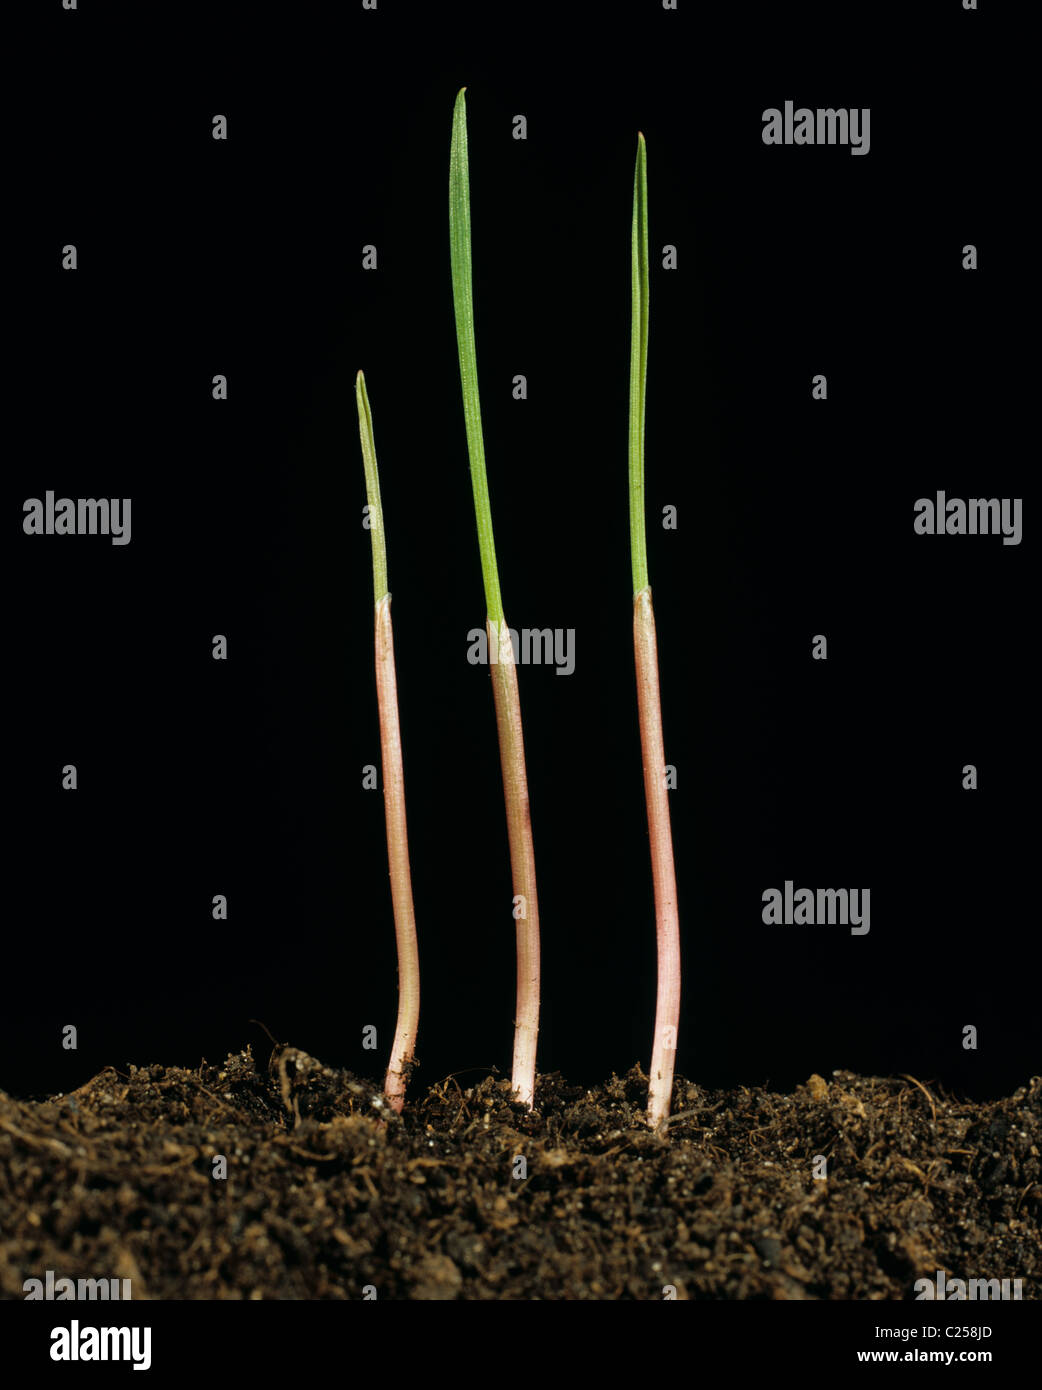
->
xmin=356 ymin=369 xmax=420 ymax=1114
xmin=629 ymin=134 xmax=681 ymax=1129
xmin=449 ymin=88 xmax=541 ymax=1108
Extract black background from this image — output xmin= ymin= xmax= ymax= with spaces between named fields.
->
xmin=10 ymin=1 xmax=1033 ymax=1105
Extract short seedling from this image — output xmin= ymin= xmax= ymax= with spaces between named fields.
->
xmin=356 ymin=370 xmax=420 ymax=1114
xmin=629 ymin=135 xmax=682 ymax=1128
xmin=449 ymin=88 xmax=541 ymax=1108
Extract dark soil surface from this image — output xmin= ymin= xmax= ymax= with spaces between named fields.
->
xmin=1 ymin=1047 xmax=1038 ymax=1300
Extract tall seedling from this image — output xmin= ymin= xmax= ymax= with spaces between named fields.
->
xmin=629 ymin=135 xmax=681 ymax=1128
xmin=449 ymin=88 xmax=541 ymax=1107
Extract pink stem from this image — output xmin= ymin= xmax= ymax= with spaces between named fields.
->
xmin=487 ymin=619 xmax=540 ymax=1108
xmin=375 ymin=594 xmax=420 ymax=1113
xmin=633 ymin=586 xmax=680 ymax=1127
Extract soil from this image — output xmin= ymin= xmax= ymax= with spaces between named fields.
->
xmin=1 ymin=1047 xmax=1038 ymax=1300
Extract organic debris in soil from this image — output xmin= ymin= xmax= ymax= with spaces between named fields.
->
xmin=1 ymin=1047 xmax=1038 ymax=1300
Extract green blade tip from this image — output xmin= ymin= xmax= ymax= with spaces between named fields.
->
xmin=355 ymin=368 xmax=388 ymax=602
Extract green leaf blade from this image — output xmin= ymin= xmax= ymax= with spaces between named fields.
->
xmin=449 ymin=87 xmax=504 ymax=625
xmin=629 ymin=132 xmax=649 ymax=596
